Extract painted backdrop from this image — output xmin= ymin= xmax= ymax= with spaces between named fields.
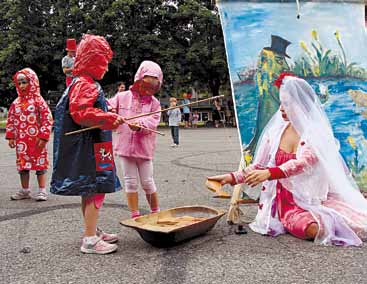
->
xmin=217 ymin=1 xmax=367 ymax=189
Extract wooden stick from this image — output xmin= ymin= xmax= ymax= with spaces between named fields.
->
xmin=65 ymin=122 xmax=165 ymax=136
xmin=65 ymin=95 xmax=224 ymax=136
xmin=126 ymin=123 xmax=165 ymax=136
xmin=127 ymin=95 xmax=225 ymax=121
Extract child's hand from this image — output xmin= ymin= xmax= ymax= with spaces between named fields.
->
xmin=207 ymin=174 xmax=233 ymax=185
xmin=8 ymin=139 xmax=16 ymax=149
xmin=107 ymin=106 xmax=117 ymax=113
xmin=128 ymin=122 xmax=141 ymax=131
xmin=112 ymin=116 xmax=125 ymax=127
xmin=36 ymin=138 xmax=47 ymax=149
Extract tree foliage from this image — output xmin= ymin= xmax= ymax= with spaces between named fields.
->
xmin=0 ymin=0 xmax=229 ymax=107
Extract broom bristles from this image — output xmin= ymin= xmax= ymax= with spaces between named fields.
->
xmin=226 ymin=182 xmax=244 ymax=224
xmin=227 ymin=202 xmax=244 ymax=225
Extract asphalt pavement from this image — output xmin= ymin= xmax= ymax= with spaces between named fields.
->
xmin=1 ymin=128 xmax=366 ymax=284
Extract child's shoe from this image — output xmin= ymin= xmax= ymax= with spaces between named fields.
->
xmin=96 ymin=228 xmax=119 ymax=244
xmin=151 ymin=207 xmax=160 ymax=214
xmin=80 ymin=237 xmax=117 ymax=255
xmin=10 ymin=190 xmax=31 ymax=200
xmin=34 ymin=190 xmax=48 ymax=201
xmin=131 ymin=210 xmax=141 ymax=219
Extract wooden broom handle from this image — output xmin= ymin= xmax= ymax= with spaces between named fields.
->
xmin=65 ymin=95 xmax=224 ymax=136
xmin=126 ymin=94 xmax=224 ymax=120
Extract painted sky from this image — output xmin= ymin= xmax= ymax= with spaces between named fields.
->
xmin=218 ymin=2 xmax=367 ymax=80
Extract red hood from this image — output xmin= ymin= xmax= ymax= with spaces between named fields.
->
xmin=72 ymin=34 xmax=113 ymax=80
xmin=13 ymin=68 xmax=41 ymax=99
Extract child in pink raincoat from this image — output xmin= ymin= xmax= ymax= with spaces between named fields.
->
xmin=6 ymin=68 xmax=53 ymax=201
xmin=108 ymin=60 xmax=163 ymax=218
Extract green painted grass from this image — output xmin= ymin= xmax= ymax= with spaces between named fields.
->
xmin=292 ymin=30 xmax=367 ymax=80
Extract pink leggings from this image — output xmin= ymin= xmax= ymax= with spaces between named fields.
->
xmin=119 ymin=156 xmax=157 ymax=194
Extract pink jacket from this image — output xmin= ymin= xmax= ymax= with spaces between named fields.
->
xmin=109 ymin=61 xmax=163 ymax=160
xmin=108 ymin=90 xmax=161 ymax=160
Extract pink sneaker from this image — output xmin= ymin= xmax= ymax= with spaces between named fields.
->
xmin=80 ymin=237 xmax=117 ymax=255
xmin=96 ymin=228 xmax=119 ymax=244
xmin=10 ymin=190 xmax=31 ymax=200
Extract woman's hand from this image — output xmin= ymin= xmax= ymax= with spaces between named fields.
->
xmin=207 ymin=174 xmax=233 ymax=185
xmin=245 ymin=169 xmax=271 ymax=187
xmin=8 ymin=139 xmax=16 ymax=149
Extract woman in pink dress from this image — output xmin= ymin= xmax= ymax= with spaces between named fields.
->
xmin=209 ymin=74 xmax=367 ymax=246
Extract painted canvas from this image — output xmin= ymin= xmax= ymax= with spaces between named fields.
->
xmin=217 ymin=1 xmax=367 ymax=189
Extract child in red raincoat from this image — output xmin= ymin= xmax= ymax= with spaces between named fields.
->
xmin=51 ymin=34 xmax=124 ymax=255
xmin=5 ymin=68 xmax=53 ymax=201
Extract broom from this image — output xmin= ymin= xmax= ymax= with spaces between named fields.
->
xmin=226 ymin=162 xmax=245 ymax=225
xmin=226 ymin=150 xmax=255 ymax=225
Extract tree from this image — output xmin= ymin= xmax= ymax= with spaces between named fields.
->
xmin=0 ymin=0 xmax=230 ymax=107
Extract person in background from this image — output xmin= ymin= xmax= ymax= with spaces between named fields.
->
xmin=167 ymin=97 xmax=181 ymax=147
xmin=191 ymin=110 xmax=199 ymax=128
xmin=62 ymin=38 xmax=77 ymax=87
xmin=182 ymin=93 xmax=191 ymax=128
xmin=213 ymin=98 xmax=222 ymax=128
xmin=117 ymin=81 xmax=126 ymax=93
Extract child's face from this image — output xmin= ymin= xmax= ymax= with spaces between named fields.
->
xmin=118 ymin=83 xmax=125 ymax=92
xmin=170 ymin=100 xmax=177 ymax=106
xmin=101 ymin=64 xmax=109 ymax=79
xmin=139 ymin=76 xmax=160 ymax=96
xmin=68 ymin=51 xmax=76 ymax=57
xmin=17 ymin=78 xmax=29 ymax=93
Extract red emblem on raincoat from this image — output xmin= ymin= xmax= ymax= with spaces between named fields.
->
xmin=94 ymin=142 xmax=114 ymax=171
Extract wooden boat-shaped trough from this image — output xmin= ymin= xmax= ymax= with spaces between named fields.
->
xmin=120 ymin=205 xmax=226 ymax=247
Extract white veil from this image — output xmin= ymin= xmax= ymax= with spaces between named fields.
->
xmin=280 ymin=77 xmax=367 ymax=212
xmin=250 ymin=76 xmax=367 ymax=245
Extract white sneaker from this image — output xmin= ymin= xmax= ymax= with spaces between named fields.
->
xmin=80 ymin=237 xmax=117 ymax=255
xmin=96 ymin=228 xmax=119 ymax=244
xmin=170 ymin=144 xmax=176 ymax=147
xmin=34 ymin=191 xmax=48 ymax=201
xmin=10 ymin=190 xmax=31 ymax=200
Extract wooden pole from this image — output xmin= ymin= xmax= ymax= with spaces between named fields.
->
xmin=65 ymin=95 xmax=224 ymax=136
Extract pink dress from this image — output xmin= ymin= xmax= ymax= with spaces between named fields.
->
xmin=274 ymin=148 xmax=316 ymax=239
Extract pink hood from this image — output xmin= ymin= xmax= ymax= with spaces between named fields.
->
xmin=134 ymin=60 xmax=163 ymax=87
